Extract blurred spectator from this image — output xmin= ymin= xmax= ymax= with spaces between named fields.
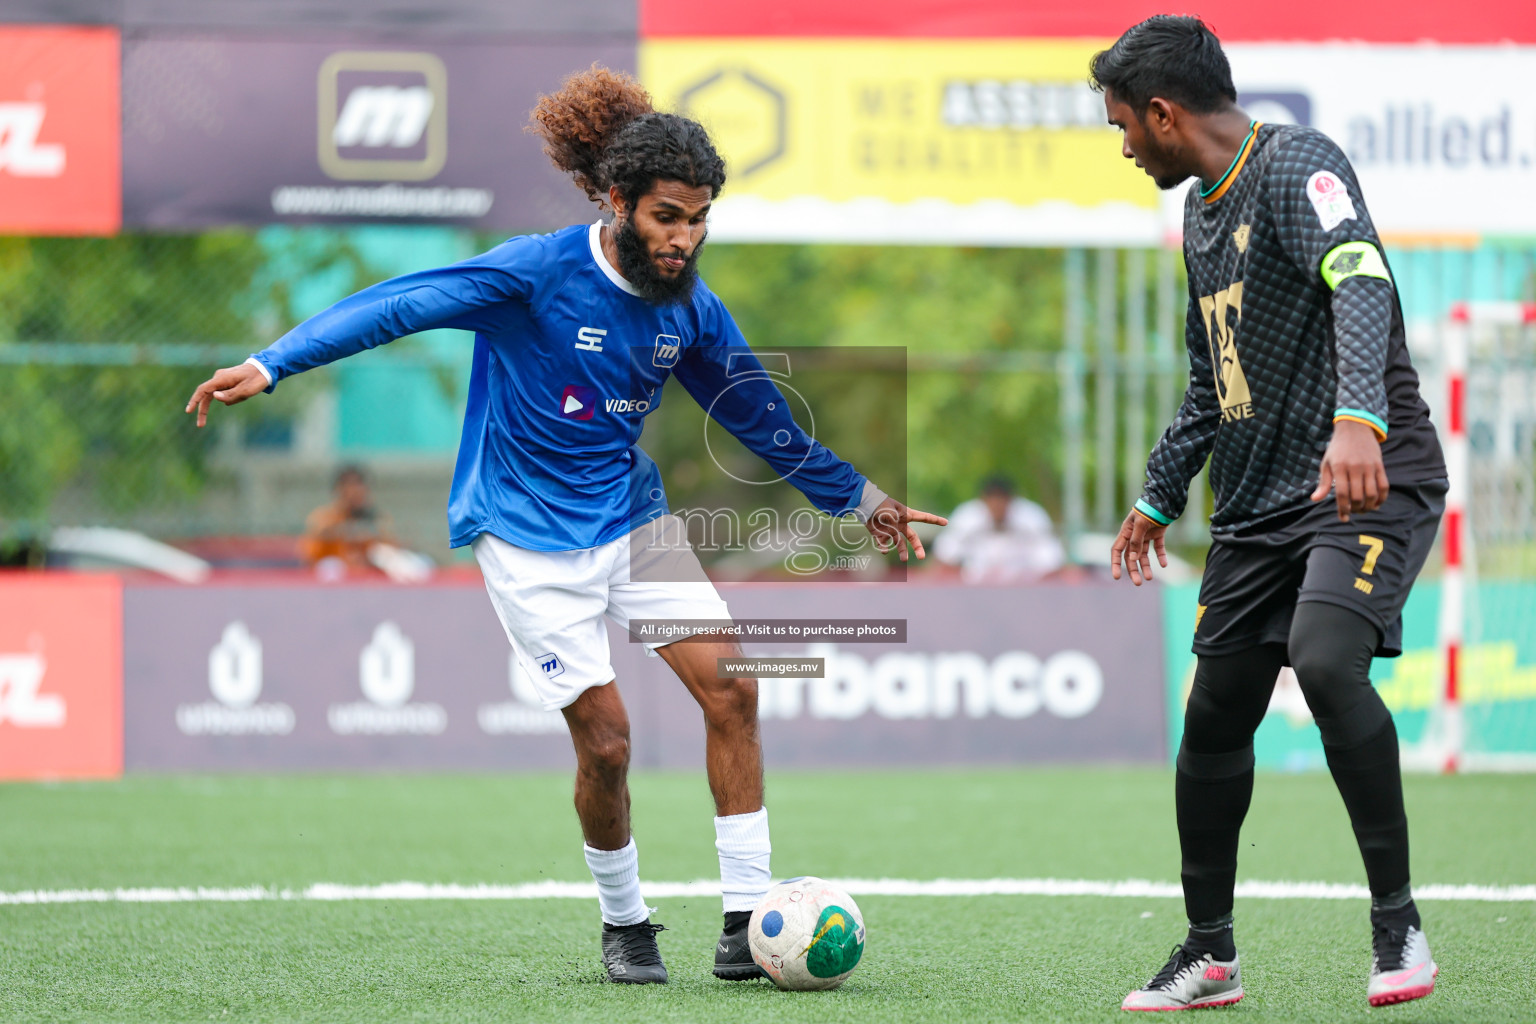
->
xmin=932 ymin=476 xmax=1066 ymax=584
xmin=301 ymin=465 xmax=396 ymax=578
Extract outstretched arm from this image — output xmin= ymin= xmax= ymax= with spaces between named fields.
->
xmin=185 ymin=362 xmax=269 ymax=426
xmin=670 ymin=305 xmax=945 ymax=560
xmin=185 ymin=237 xmax=541 ymax=426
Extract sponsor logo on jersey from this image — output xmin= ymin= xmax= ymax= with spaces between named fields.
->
xmin=652 ymin=333 xmax=681 ymax=367
xmin=317 ymin=51 xmax=448 ymax=182
xmin=605 ymin=397 xmax=651 ymax=414
xmin=560 ymin=384 xmax=596 ymax=420
xmin=0 ymin=103 xmax=65 ymax=177
xmin=1198 ymin=282 xmax=1254 ymax=422
xmin=1305 ymin=170 xmax=1356 ymax=231
xmin=576 ymin=326 xmax=607 ymax=352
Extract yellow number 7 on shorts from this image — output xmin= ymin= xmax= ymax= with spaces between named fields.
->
xmin=1357 ymin=535 xmax=1385 ymax=575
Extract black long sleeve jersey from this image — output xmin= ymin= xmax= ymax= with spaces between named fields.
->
xmin=1134 ymin=123 xmax=1444 ymax=536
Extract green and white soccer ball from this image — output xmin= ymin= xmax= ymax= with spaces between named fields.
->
xmin=748 ymin=877 xmax=866 ymax=990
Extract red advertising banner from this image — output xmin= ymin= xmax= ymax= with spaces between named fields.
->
xmin=0 ymin=25 xmax=121 ymax=235
xmin=640 ymin=0 xmax=1536 ymax=44
xmin=0 ymin=574 xmax=123 ymax=780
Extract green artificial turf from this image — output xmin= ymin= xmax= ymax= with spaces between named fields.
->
xmin=1 ymin=768 xmax=1533 ymax=1022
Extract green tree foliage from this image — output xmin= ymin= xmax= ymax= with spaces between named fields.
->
xmin=0 ymin=233 xmax=364 ymax=527
xmin=681 ymin=244 xmax=1066 ymax=517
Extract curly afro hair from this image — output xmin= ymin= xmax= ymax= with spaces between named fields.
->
xmin=528 ymin=65 xmax=727 ymax=210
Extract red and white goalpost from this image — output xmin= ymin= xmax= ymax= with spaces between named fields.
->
xmin=1408 ymin=301 xmax=1536 ymax=773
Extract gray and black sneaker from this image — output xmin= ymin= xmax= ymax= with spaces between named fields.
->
xmin=601 ymin=920 xmax=669 ymax=984
xmin=713 ymin=910 xmax=765 ymax=980
xmin=1122 ymin=944 xmax=1243 ymax=1011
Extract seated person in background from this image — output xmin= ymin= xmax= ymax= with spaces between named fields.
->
xmin=932 ymin=476 xmax=1066 ymax=584
xmin=301 ymin=465 xmax=396 ymax=576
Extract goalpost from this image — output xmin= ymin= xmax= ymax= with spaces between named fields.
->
xmin=1405 ymin=301 xmax=1536 ymax=773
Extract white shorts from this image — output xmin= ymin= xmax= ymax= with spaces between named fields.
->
xmin=473 ymin=515 xmax=732 ymax=711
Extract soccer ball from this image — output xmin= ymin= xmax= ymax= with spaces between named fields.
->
xmin=748 ymin=877 xmax=866 ymax=990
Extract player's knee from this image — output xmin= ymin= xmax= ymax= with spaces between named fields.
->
xmin=701 ymin=676 xmax=759 ymax=729
xmin=582 ymin=730 xmax=631 ymax=776
xmin=1182 ymin=680 xmax=1257 ymax=756
xmin=1288 ymin=603 xmax=1390 ymax=746
xmin=1288 ymin=637 xmax=1352 ymax=708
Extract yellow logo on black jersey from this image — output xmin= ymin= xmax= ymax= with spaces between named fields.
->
xmin=1198 ymin=282 xmax=1254 ymax=422
xmin=1233 ymin=224 xmax=1251 ymax=253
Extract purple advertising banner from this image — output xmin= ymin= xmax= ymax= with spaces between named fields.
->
xmin=121 ymin=34 xmax=635 ymax=229
xmin=123 ymin=581 xmax=1165 ymax=771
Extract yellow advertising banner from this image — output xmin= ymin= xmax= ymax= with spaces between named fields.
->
xmin=640 ymin=39 xmax=1164 ymax=245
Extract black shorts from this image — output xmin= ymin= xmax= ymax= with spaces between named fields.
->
xmin=1192 ymin=480 xmax=1447 ymax=659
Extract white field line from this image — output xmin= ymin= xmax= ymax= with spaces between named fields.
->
xmin=2 ymin=878 xmax=1533 ymax=907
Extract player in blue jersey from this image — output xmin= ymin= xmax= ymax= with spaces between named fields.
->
xmin=186 ymin=66 xmax=944 ymax=985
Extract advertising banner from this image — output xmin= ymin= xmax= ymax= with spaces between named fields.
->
xmin=640 ymin=40 xmax=1536 ymax=245
xmin=123 ymin=584 xmax=576 ymax=771
xmin=0 ymin=575 xmax=123 ymax=780
xmin=725 ymin=581 xmax=1165 ymax=766
xmin=123 ymin=580 xmax=1164 ymax=771
xmin=639 ymin=39 xmax=1158 ymax=246
xmin=1162 ymin=581 xmax=1536 ymax=769
xmin=1226 ymin=44 xmax=1536 ymax=241
xmin=641 ymin=0 xmax=1536 ymax=46
xmin=121 ymin=35 xmax=635 ymax=230
xmin=0 ymin=25 xmax=120 ymax=235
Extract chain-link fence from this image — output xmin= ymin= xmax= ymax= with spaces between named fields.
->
xmin=2 ymin=233 xmax=1533 ymax=579
xmin=0 ymin=232 xmax=378 ymax=564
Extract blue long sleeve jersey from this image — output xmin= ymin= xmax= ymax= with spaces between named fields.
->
xmin=250 ymin=222 xmax=870 ymax=551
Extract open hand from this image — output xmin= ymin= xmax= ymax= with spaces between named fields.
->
xmin=1311 ymin=419 xmax=1388 ymax=522
xmin=1110 ymin=509 xmax=1168 ymax=586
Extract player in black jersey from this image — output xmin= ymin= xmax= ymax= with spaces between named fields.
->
xmin=1091 ymin=16 xmax=1447 ymax=1012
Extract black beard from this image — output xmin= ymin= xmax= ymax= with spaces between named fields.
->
xmin=614 ymin=216 xmax=704 ymax=305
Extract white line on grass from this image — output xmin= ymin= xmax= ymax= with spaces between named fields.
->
xmin=2 ymin=878 xmax=1533 ymax=907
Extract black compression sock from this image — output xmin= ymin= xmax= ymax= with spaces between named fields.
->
xmin=1324 ymin=718 xmax=1411 ymax=900
xmin=1371 ymin=884 xmax=1421 ymax=930
xmin=1176 ymin=746 xmax=1255 ymax=924
xmin=1185 ymin=914 xmax=1237 ymax=961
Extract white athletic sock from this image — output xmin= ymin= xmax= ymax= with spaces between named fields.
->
xmin=584 ymin=839 xmax=649 ymax=926
xmin=715 ymin=807 xmax=772 ymax=914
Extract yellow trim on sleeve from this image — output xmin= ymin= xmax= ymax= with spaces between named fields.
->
xmin=1333 ymin=414 xmax=1388 ymax=442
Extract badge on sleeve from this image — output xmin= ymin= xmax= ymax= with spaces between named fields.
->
xmin=1306 ymin=171 xmax=1357 ymax=231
